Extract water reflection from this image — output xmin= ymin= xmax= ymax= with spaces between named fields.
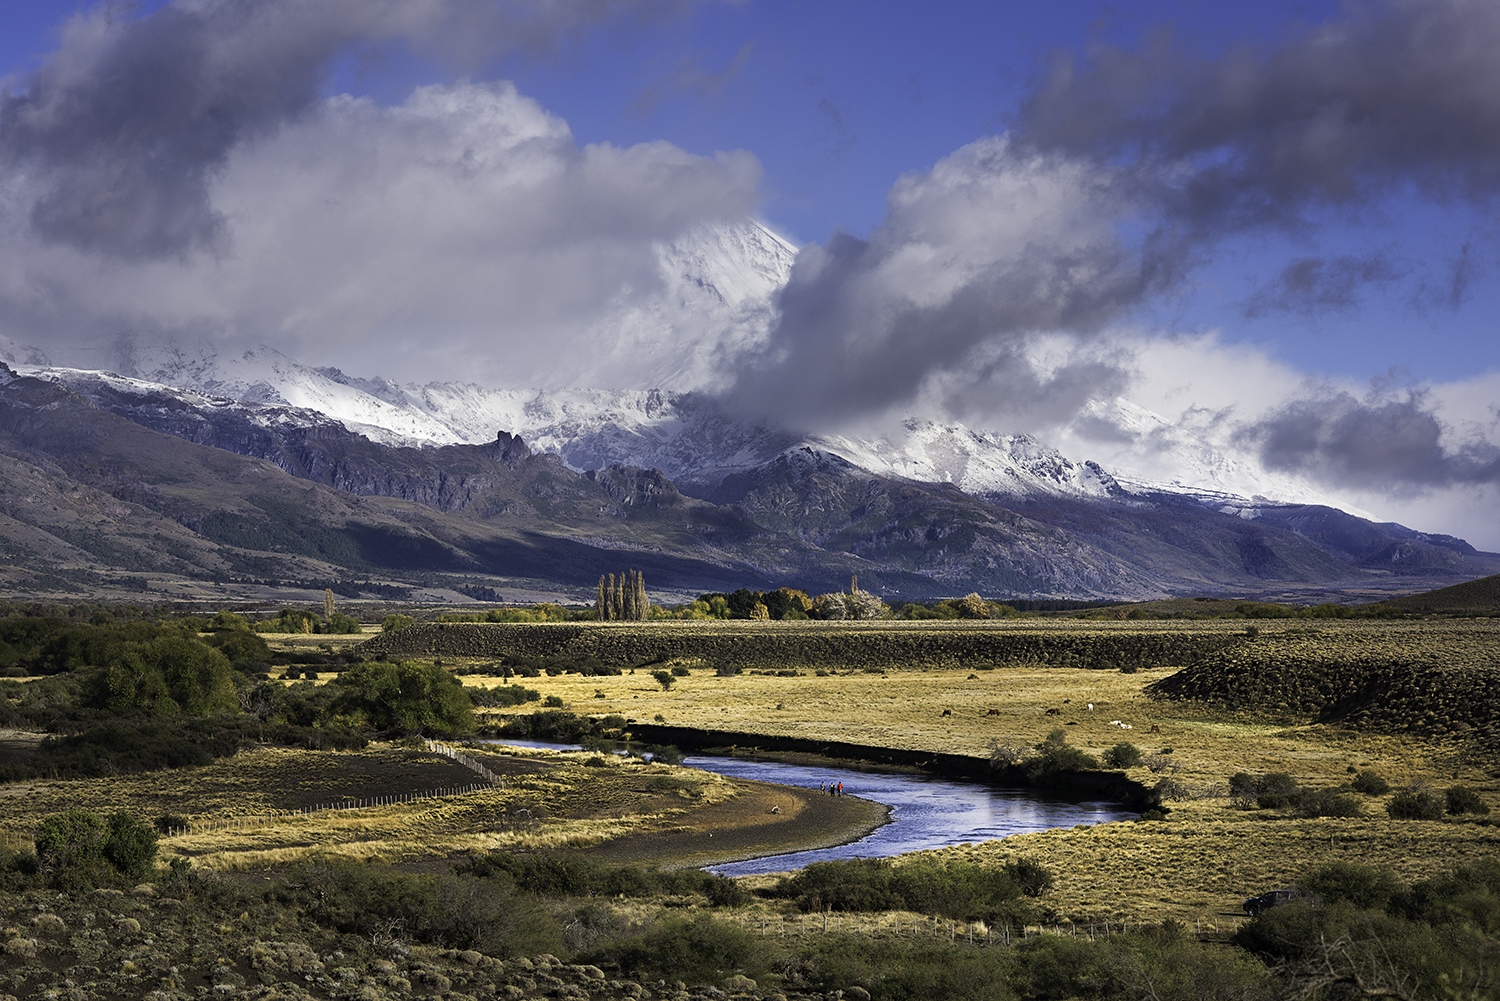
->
xmin=486 ymin=740 xmax=1132 ymax=875
xmin=685 ymin=754 xmax=1128 ymax=876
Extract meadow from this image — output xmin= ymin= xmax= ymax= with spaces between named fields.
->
xmin=2 ymin=615 xmax=1496 ymax=999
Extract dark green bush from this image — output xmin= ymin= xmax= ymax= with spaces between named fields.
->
xmin=1350 ymin=769 xmax=1391 ymax=795
xmin=1102 ymin=742 xmax=1143 ymax=769
xmin=1387 ymin=786 xmax=1445 ymax=820
xmin=775 ymin=858 xmax=1032 ymax=923
xmin=1299 ymin=861 xmax=1402 ymax=910
xmin=594 ymin=914 xmax=762 ymax=986
xmin=1296 ymin=788 xmax=1366 ymax=818
xmin=1445 ymin=785 xmax=1489 ymax=816
xmin=1003 ymin=857 xmax=1054 ymax=897
xmin=466 ymin=683 xmax=541 ymax=708
xmin=34 ymin=808 xmax=157 ymax=889
xmin=1021 ymin=729 xmax=1100 ymax=780
xmin=1255 ymin=772 xmax=1300 ymax=809
xmin=278 ymin=860 xmax=561 ymax=957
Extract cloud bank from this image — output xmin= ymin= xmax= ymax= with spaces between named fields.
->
xmin=0 ymin=0 xmax=755 ymax=385
xmin=723 ymin=0 xmax=1500 ymax=510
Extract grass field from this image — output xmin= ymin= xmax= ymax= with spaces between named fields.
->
xmin=5 ymin=618 xmax=1495 ymax=930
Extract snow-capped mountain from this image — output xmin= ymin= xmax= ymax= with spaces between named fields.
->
xmin=7 ymin=333 xmax=1366 ymax=519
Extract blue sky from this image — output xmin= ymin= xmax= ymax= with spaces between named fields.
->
xmin=1 ymin=0 xmax=1497 ymax=545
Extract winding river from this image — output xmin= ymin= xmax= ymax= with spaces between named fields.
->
xmin=492 ymin=741 xmax=1134 ymax=875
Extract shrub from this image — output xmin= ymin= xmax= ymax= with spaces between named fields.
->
xmin=102 ymin=812 xmax=159 ymax=881
xmin=327 ymin=661 xmax=474 ymax=736
xmin=670 ymin=666 xmax=690 ymax=677
xmin=1445 ymin=785 xmax=1490 ymax=816
xmin=651 ymin=670 xmax=675 ymax=690
xmin=1256 ymin=772 xmax=1300 ymax=810
xmin=35 ymin=808 xmax=157 ymax=889
xmin=1003 ymin=857 xmax=1055 ymax=897
xmin=1103 ymin=742 xmax=1143 ymax=769
xmin=1350 ymin=769 xmax=1391 ymax=795
xmin=1154 ymin=778 xmax=1191 ymax=802
xmin=647 ymin=744 xmax=684 ymax=766
xmin=597 ymin=914 xmax=763 ymax=986
xmin=1228 ymin=772 xmax=1259 ymax=802
xmin=543 ymin=695 xmax=564 ymax=708
xmin=1296 ymin=789 xmax=1366 ymax=819
xmin=1143 ymin=752 xmax=1178 ymax=774
xmin=1300 ymin=861 xmax=1402 ymax=910
xmin=1021 ymin=729 xmax=1099 ymax=780
xmin=1387 ymin=786 xmax=1445 ymax=821
xmin=382 ymin=614 xmax=415 ymax=632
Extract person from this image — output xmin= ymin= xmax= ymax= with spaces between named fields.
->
xmin=837 ymin=781 xmax=843 ymax=796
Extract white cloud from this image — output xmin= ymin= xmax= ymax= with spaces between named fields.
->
xmin=1 ymin=80 xmax=763 ymax=387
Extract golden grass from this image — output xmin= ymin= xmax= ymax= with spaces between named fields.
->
xmin=4 ymin=620 xmax=1491 ymax=929
xmin=449 ymin=622 xmax=1497 ymax=924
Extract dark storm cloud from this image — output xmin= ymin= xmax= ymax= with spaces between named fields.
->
xmin=725 ymin=0 xmax=1500 ymax=433
xmin=1240 ymin=390 xmax=1500 ymax=489
xmin=0 ymin=0 xmax=700 ymax=261
xmin=1017 ymin=0 xmax=1500 ymax=228
xmin=1242 ymin=252 xmax=1408 ymax=318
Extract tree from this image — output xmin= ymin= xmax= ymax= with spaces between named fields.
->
xmin=35 ymin=809 xmax=158 ymax=889
xmin=84 ymin=635 xmax=237 ymax=716
xmin=329 ymin=661 xmax=474 ymax=737
xmin=596 ymin=569 xmax=650 ymax=621
xmin=652 ymin=670 xmax=675 ymax=691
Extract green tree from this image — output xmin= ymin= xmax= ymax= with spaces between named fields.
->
xmin=36 ymin=808 xmax=109 ymax=886
xmin=652 ymin=670 xmax=675 ymax=691
xmin=329 ymin=661 xmax=474 ymax=736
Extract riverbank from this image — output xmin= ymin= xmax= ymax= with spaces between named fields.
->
xmin=587 ymin=778 xmax=891 ymax=870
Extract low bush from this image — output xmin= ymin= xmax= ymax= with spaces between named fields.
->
xmin=1021 ymin=729 xmax=1099 ymax=780
xmin=1103 ymin=742 xmax=1143 ymax=769
xmin=1255 ymin=772 xmax=1300 ymax=810
xmin=468 ymin=683 xmax=541 ymax=708
xmin=459 ymin=850 xmax=746 ymax=904
xmin=1445 ymin=784 xmax=1490 ymax=816
xmin=34 ymin=808 xmax=158 ymax=890
xmin=277 ymin=860 xmax=561 ymax=957
xmin=1350 ymin=769 xmax=1391 ymax=795
xmin=1387 ymin=786 xmax=1445 ymax=820
xmin=773 ymin=857 xmax=1036 ymax=923
xmin=1299 ymin=861 xmax=1402 ymax=910
xmin=1296 ymin=788 xmax=1366 ymax=819
xmin=592 ymin=913 xmax=764 ymax=986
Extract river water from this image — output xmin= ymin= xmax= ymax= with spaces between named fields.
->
xmin=489 ymin=740 xmax=1133 ymax=875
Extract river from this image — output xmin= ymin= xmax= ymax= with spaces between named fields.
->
xmin=489 ymin=740 xmax=1134 ymax=875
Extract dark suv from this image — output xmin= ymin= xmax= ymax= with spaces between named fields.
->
xmin=1243 ymin=889 xmax=1299 ymax=916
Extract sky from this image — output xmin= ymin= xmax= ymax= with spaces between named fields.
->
xmin=1 ymin=0 xmax=1498 ymax=548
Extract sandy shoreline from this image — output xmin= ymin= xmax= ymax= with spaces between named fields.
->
xmin=587 ymin=778 xmax=892 ymax=871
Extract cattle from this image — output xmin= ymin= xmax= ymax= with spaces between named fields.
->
xmin=941 ymin=709 xmax=952 ymax=717
xmin=1149 ymin=724 xmax=1161 ymax=734
xmin=1044 ymin=708 xmax=1061 ymax=716
xmin=986 ymin=708 xmax=1001 ymax=716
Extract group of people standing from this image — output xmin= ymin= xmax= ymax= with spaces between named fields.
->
xmin=820 ymin=780 xmax=845 ymax=796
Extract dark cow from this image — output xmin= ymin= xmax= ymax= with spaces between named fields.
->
xmin=986 ymin=709 xmax=1001 ymax=716
xmin=1044 ymin=708 xmax=1061 ymax=716
xmin=941 ymin=709 xmax=952 ymax=717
